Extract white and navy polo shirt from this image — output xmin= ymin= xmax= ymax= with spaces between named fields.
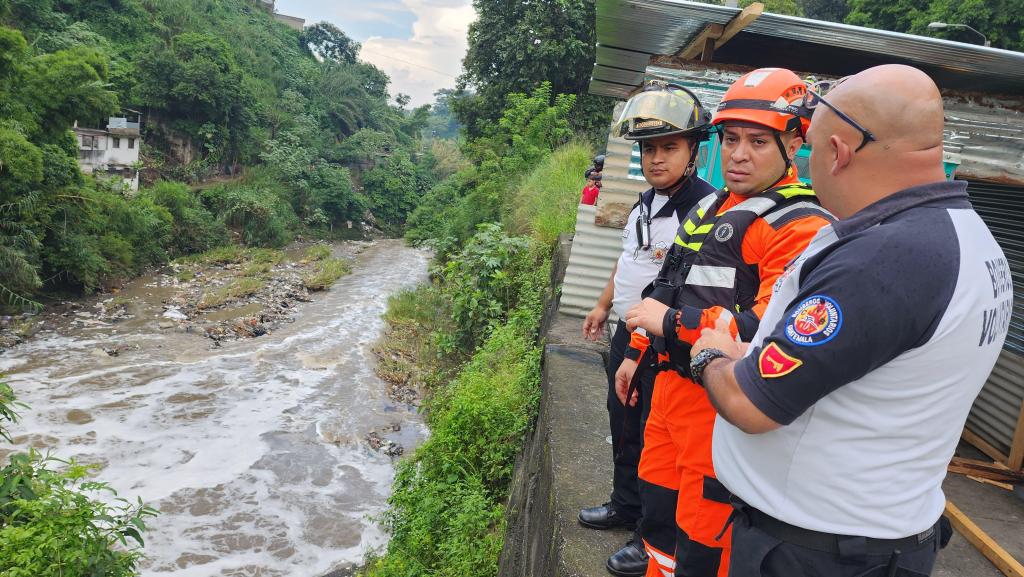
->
xmin=612 ymin=177 xmax=716 ymax=319
xmin=713 ymin=180 xmax=1011 ymax=539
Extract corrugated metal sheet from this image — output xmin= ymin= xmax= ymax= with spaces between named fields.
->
xmin=591 ymin=0 xmax=1024 ymax=96
xmin=943 ymin=98 xmax=1024 ymax=185
xmin=964 ymin=181 xmax=1024 ymax=455
xmin=560 ymin=204 xmax=626 ymax=320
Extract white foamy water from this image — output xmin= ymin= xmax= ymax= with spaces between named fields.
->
xmin=0 ymin=240 xmax=431 ymax=576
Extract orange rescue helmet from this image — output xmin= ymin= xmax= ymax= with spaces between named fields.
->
xmin=711 ymin=68 xmax=810 ymax=136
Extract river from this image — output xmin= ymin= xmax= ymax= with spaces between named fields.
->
xmin=0 ymin=239 xmax=431 ymax=577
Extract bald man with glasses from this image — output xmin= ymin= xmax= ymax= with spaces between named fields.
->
xmin=691 ymin=64 xmax=1010 ymax=577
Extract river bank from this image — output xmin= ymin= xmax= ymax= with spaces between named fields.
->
xmin=0 ymin=240 xmax=361 ymax=353
xmin=0 ymin=239 xmax=431 ymax=577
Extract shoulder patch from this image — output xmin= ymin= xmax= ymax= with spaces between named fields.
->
xmin=785 ymin=295 xmax=843 ymax=346
xmin=759 ymin=342 xmax=802 ymax=378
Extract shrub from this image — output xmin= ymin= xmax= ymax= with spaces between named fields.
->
xmin=366 ymin=307 xmax=542 ymax=577
xmin=404 ymin=84 xmax=577 ymax=259
xmin=140 ymin=181 xmax=228 ymax=256
xmin=201 ymin=177 xmax=298 ymax=248
xmin=303 ymin=244 xmax=331 ymax=261
xmin=40 ymin=183 xmax=174 ymax=292
xmin=437 ymin=223 xmax=544 ymax=349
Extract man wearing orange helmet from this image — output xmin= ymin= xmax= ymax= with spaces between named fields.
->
xmin=617 ymin=68 xmax=835 ymax=577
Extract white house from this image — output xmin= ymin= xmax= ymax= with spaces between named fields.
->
xmin=73 ymin=117 xmax=141 ymax=193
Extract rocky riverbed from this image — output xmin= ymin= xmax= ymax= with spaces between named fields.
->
xmin=0 ymin=241 xmax=361 ymax=352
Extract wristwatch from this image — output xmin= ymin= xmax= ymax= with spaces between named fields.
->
xmin=690 ymin=348 xmax=730 ymax=387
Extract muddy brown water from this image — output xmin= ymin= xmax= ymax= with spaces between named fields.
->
xmin=0 ymin=239 xmax=431 ymax=576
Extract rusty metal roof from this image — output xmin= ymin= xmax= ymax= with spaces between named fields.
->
xmin=591 ymin=0 xmax=1024 ymax=98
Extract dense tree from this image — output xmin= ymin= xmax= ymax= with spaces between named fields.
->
xmin=137 ymin=32 xmax=254 ymax=161
xmin=846 ymin=0 xmax=1024 ymax=51
xmin=301 ymin=21 xmax=360 ymax=64
xmin=457 ymin=0 xmax=613 ymax=139
xmin=363 ymin=151 xmax=430 ymax=229
xmin=426 ymin=88 xmax=462 ymax=140
xmin=0 ymin=0 xmax=438 ymax=303
xmin=797 ymin=0 xmax=849 ymax=21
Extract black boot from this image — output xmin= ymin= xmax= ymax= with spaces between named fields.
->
xmin=606 ymin=538 xmax=649 ymax=577
xmin=578 ymin=502 xmax=637 ymax=530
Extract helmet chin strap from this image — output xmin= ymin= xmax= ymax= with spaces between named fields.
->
xmin=769 ymin=131 xmax=795 ymax=190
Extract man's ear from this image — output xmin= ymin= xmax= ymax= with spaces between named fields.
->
xmin=830 ymin=134 xmax=852 ymax=176
xmin=787 ymin=134 xmax=804 ymax=160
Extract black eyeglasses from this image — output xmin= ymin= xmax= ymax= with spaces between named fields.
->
xmin=801 ymin=78 xmax=877 ymax=152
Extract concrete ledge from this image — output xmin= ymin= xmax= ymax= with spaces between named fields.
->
xmin=499 ymin=311 xmax=628 ymax=577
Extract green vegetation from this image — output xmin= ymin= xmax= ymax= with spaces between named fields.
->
xmin=0 ymin=0 xmax=452 ymax=309
xmin=176 ymin=246 xmax=282 ymax=267
xmin=199 ymin=277 xmax=263 ymax=309
xmin=845 ymin=0 xmax=1024 ymax=50
xmin=367 ymin=81 xmax=590 ymax=576
xmin=302 ymin=258 xmax=351 ymax=291
xmin=508 ymin=142 xmax=592 ymax=246
xmin=457 ymin=0 xmax=614 ymax=139
xmin=0 ymin=380 xmax=157 ymax=577
xmin=303 ymin=244 xmax=332 ymax=262
xmin=406 ymin=82 xmax=577 ymax=258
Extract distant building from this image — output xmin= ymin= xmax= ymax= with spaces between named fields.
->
xmin=274 ymin=13 xmax=305 ymax=31
xmin=73 ymin=117 xmax=141 ymax=193
xmin=251 ymin=0 xmax=303 ymax=30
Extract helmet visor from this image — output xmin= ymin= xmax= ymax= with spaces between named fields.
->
xmin=614 ymin=88 xmax=706 ymax=139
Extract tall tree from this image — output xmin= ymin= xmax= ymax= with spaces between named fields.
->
xmin=457 ymin=0 xmax=613 ymax=139
xmin=797 ymin=0 xmax=849 ymax=22
xmin=301 ymin=22 xmax=360 ymax=64
xmin=846 ymin=0 xmax=1024 ymax=51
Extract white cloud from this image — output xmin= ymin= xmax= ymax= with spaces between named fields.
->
xmin=358 ymin=0 xmax=475 ymax=108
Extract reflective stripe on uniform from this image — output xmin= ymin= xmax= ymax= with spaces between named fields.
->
xmin=776 ymin=185 xmax=816 ymax=199
xmin=675 ymin=235 xmax=703 ymax=251
xmin=763 ymin=201 xmax=830 ymax=225
xmin=696 ymin=192 xmax=719 ymax=216
xmin=686 ymin=265 xmax=736 ymax=289
xmin=726 ymin=196 xmax=776 ymax=215
xmin=644 ymin=541 xmax=676 ymax=569
xmin=683 ymin=219 xmax=715 ymax=236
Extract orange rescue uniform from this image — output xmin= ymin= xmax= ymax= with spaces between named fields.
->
xmin=632 ymin=180 xmax=831 ymax=577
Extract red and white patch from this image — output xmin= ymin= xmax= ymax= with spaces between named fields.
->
xmin=758 ymin=342 xmax=802 ymax=378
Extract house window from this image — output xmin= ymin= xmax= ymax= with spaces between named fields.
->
xmin=128 ymin=138 xmax=136 ymax=149
xmin=113 ymin=137 xmax=121 ymax=148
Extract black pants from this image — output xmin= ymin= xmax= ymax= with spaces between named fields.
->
xmin=607 ymin=320 xmax=655 ymax=524
xmin=728 ymin=508 xmax=946 ymax=577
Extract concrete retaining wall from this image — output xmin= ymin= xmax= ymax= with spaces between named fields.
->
xmin=499 ymin=235 xmax=628 ymax=577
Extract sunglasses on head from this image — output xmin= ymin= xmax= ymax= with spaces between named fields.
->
xmin=800 ymin=77 xmax=877 ymax=152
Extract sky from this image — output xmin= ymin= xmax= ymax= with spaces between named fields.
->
xmin=275 ymin=0 xmax=475 ymax=108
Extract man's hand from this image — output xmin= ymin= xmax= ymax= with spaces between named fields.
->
xmin=624 ymin=298 xmax=670 ymax=337
xmin=615 ymin=358 xmax=639 ymax=406
xmin=583 ymin=305 xmax=610 ymax=341
xmin=691 ymin=311 xmax=748 ymax=360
